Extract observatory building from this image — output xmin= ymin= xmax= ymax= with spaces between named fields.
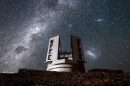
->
xmin=46 ymin=35 xmax=85 ymax=72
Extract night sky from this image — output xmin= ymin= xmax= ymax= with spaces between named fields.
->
xmin=0 ymin=0 xmax=130 ymax=73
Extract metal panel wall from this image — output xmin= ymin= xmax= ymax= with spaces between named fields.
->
xmin=46 ymin=36 xmax=60 ymax=62
xmin=71 ymin=36 xmax=84 ymax=62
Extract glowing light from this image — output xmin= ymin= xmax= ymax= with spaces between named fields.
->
xmin=87 ymin=50 xmax=96 ymax=57
xmin=95 ymin=18 xmax=104 ymax=22
xmin=97 ymin=19 xmax=102 ymax=22
xmin=85 ymin=50 xmax=97 ymax=60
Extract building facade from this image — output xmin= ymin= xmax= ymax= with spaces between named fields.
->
xmin=46 ymin=35 xmax=85 ymax=72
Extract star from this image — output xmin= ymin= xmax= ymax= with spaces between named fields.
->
xmin=95 ymin=18 xmax=104 ymax=22
xmin=68 ymin=24 xmax=72 ymax=28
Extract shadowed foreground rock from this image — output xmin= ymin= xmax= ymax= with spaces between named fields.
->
xmin=0 ymin=69 xmax=130 ymax=86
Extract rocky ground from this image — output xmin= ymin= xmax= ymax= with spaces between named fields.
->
xmin=0 ymin=69 xmax=130 ymax=86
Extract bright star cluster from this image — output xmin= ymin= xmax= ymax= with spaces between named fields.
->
xmin=0 ymin=0 xmax=130 ymax=73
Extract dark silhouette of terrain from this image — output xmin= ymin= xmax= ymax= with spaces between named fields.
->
xmin=0 ymin=69 xmax=130 ymax=86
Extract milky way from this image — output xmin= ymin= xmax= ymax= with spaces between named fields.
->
xmin=0 ymin=0 xmax=130 ymax=73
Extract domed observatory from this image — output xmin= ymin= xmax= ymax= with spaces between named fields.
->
xmin=46 ymin=35 xmax=85 ymax=72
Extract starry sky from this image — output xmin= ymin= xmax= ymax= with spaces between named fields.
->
xmin=0 ymin=0 xmax=130 ymax=73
